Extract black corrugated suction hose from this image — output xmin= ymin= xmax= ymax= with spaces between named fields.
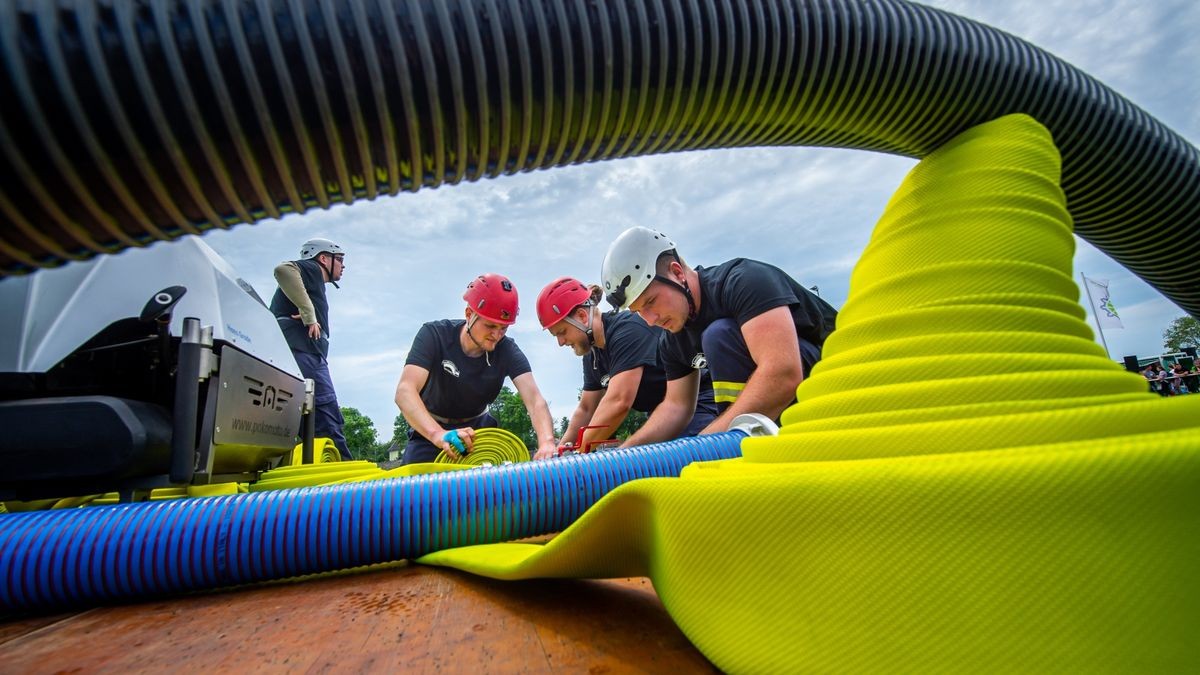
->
xmin=0 ymin=0 xmax=1196 ymax=317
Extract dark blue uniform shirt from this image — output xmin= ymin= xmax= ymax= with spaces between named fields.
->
xmin=405 ymin=319 xmax=532 ymax=419
xmin=659 ymin=258 xmax=838 ymax=380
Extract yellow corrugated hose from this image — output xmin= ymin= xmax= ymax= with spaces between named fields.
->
xmin=418 ymin=115 xmax=1200 ymax=672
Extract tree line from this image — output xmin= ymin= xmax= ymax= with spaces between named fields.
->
xmin=1163 ymin=316 xmax=1199 ymax=353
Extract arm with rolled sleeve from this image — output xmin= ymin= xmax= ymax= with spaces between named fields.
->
xmin=620 ymin=370 xmax=698 ymax=448
xmin=394 ymin=323 xmax=472 ymax=458
xmin=512 ymin=372 xmax=559 ymax=460
xmin=274 ymin=262 xmax=321 ymax=339
xmin=394 ymin=363 xmax=470 ymax=459
xmin=577 ymin=367 xmax=642 ymax=450
xmin=561 ymin=388 xmax=604 ymax=449
xmin=701 ymin=305 xmax=804 ymax=433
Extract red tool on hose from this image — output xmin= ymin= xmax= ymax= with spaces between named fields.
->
xmin=557 ymin=424 xmax=622 ymax=455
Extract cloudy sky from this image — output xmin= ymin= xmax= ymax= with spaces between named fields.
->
xmin=203 ymin=0 xmax=1200 ymax=442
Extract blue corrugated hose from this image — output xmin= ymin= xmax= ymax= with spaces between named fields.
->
xmin=0 ymin=432 xmax=744 ymax=611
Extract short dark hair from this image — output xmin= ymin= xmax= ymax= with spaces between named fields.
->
xmin=655 ymin=249 xmax=684 ymax=275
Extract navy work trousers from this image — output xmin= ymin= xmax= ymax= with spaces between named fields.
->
xmin=293 ymin=350 xmax=351 ymax=460
xmin=700 ymin=317 xmax=823 ymax=417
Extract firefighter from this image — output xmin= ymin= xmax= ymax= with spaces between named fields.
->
xmin=536 ymin=276 xmax=717 ymax=452
xmin=269 ymin=237 xmax=351 ymax=459
xmin=601 ymin=227 xmax=837 ymax=445
xmin=395 ymin=273 xmax=560 ymax=463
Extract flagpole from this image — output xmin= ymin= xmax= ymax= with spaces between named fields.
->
xmin=1081 ymin=272 xmax=1111 ymax=359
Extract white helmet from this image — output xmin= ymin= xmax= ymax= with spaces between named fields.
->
xmin=300 ymin=237 xmax=346 ymax=260
xmin=601 ymin=226 xmax=676 ymax=309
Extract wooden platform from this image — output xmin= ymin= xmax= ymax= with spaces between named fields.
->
xmin=0 ymin=564 xmax=716 ymax=673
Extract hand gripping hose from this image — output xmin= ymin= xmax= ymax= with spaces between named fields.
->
xmin=442 ymin=429 xmax=468 ymax=455
xmin=0 ymin=0 xmax=1196 ymax=318
xmin=0 ymin=430 xmax=746 ymax=611
xmin=435 ymin=427 xmax=531 ymax=465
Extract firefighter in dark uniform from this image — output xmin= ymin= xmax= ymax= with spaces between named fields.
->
xmin=394 ymin=273 xmax=560 ymax=464
xmin=269 ymin=237 xmax=351 ymax=460
xmin=536 ymin=277 xmax=718 ymax=453
xmin=601 ymin=227 xmax=838 ymax=445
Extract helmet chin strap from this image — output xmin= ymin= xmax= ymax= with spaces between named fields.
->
xmin=465 ymin=314 xmax=492 ymax=366
xmin=655 ymin=272 xmax=697 ymax=321
xmin=657 ymin=252 xmax=696 ymax=320
xmin=680 ymin=278 xmax=697 ymax=320
xmin=319 ymin=256 xmax=340 ymax=289
xmin=562 ymin=303 xmax=596 ymax=346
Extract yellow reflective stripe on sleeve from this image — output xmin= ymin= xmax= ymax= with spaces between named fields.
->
xmin=711 ymin=380 xmax=746 ymax=404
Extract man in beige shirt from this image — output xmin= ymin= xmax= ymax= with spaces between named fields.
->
xmin=269 ymin=237 xmax=351 ymax=459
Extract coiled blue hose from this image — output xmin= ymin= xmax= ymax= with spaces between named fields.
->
xmin=0 ymin=432 xmax=744 ymax=611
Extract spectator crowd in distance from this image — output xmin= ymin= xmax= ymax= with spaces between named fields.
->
xmin=1142 ymin=361 xmax=1199 ymax=396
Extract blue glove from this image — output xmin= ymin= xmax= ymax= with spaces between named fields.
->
xmin=442 ymin=429 xmax=467 ymax=454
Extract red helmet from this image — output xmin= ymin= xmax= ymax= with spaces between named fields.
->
xmin=536 ymin=277 xmax=594 ymax=329
xmin=463 ymin=273 xmax=519 ymax=325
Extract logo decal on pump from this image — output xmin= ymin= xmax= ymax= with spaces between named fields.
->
xmin=245 ymin=376 xmax=293 ymax=412
xmin=690 ymin=353 xmax=708 ymax=370
xmin=442 ymin=360 xmax=461 ymax=377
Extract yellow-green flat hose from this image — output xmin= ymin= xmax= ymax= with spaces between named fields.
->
xmin=333 ymin=464 xmax=471 ymax=483
xmin=1 ymin=433 xmax=495 ymax=508
xmin=251 ymin=461 xmax=382 ymax=491
xmin=434 ymin=428 xmax=531 ymax=466
xmin=418 ymin=115 xmax=1200 ymax=672
xmin=287 ymin=437 xmax=344 ymax=466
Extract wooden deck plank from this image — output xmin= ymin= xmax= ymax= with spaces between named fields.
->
xmin=0 ymin=563 xmax=716 ymax=673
